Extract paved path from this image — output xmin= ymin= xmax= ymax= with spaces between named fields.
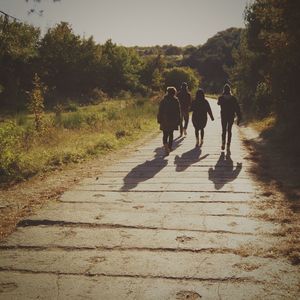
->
xmin=0 ymin=100 xmax=299 ymax=299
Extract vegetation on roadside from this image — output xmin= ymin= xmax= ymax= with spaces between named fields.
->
xmin=230 ymin=0 xmax=300 ymax=153
xmin=0 ymin=97 xmax=158 ymax=184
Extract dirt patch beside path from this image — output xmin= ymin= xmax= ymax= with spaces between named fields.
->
xmin=239 ymin=125 xmax=300 ymax=265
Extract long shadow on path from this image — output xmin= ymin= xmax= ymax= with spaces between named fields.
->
xmin=120 ymin=148 xmax=168 ymax=191
xmin=208 ymin=152 xmax=242 ymax=190
xmin=174 ymin=147 xmax=209 ymax=172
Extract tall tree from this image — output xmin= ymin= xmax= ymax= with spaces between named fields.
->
xmin=0 ymin=16 xmax=40 ymax=109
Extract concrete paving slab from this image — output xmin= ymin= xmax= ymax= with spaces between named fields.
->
xmin=1 ymin=226 xmax=281 ymax=252
xmin=1 ymin=272 xmax=298 ymax=300
xmin=1 ymin=99 xmax=299 ymax=299
xmin=60 ymin=190 xmax=258 ymax=203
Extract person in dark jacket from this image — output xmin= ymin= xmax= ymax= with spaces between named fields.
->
xmin=217 ymin=84 xmax=242 ymax=151
xmin=157 ymin=87 xmax=181 ymax=155
xmin=190 ymin=89 xmax=214 ymax=147
xmin=177 ymin=82 xmax=191 ymax=136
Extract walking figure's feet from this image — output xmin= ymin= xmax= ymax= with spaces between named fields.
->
xmin=200 ymin=139 xmax=203 ymax=147
xmin=195 ymin=138 xmax=200 ymax=147
xmin=221 ymin=142 xmax=225 ymax=151
xmin=183 ymin=128 xmax=187 ymax=136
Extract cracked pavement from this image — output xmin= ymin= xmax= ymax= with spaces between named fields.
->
xmin=0 ymin=99 xmax=299 ymax=299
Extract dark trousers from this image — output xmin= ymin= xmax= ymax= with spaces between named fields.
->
xmin=180 ymin=112 xmax=189 ymax=133
xmin=221 ymin=118 xmax=234 ymax=144
xmin=195 ymin=128 xmax=204 ymax=140
xmin=163 ymin=130 xmax=174 ymax=148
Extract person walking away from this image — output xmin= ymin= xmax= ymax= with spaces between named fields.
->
xmin=157 ymin=87 xmax=181 ymax=155
xmin=217 ymin=84 xmax=242 ymax=151
xmin=190 ymin=89 xmax=214 ymax=147
xmin=177 ymin=82 xmax=191 ymax=136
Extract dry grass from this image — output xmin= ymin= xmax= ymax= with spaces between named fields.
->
xmin=240 ymin=122 xmax=300 ymax=265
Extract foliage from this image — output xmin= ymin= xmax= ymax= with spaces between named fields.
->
xmin=1 ymin=17 xmax=242 ymax=111
xmin=140 ymin=55 xmax=165 ymax=91
xmin=183 ymin=28 xmax=242 ymax=93
xmin=0 ymin=121 xmax=24 ymax=179
xmin=0 ymin=16 xmax=40 ymax=109
xmin=231 ymin=0 xmax=300 ymax=145
xmin=27 ymin=74 xmax=45 ymax=131
xmin=163 ymin=67 xmax=200 ymax=91
xmin=0 ymin=97 xmax=158 ymax=184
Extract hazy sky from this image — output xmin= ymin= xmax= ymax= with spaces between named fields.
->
xmin=0 ymin=0 xmax=250 ymax=46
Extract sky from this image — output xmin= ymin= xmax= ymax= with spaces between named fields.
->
xmin=0 ymin=0 xmax=250 ymax=46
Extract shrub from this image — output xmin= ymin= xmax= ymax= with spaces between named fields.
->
xmin=89 ymin=88 xmax=109 ymax=103
xmin=65 ymin=101 xmax=78 ymax=112
xmin=163 ymin=67 xmax=200 ymax=91
xmin=27 ymin=74 xmax=45 ymax=131
xmin=0 ymin=122 xmax=23 ymax=179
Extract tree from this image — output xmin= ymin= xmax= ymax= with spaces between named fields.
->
xmin=163 ymin=67 xmax=200 ymax=92
xmin=0 ymin=16 xmax=40 ymax=109
xmin=140 ymin=54 xmax=165 ymax=91
xmin=38 ymin=22 xmax=83 ymax=99
xmin=183 ymin=28 xmax=242 ymax=93
xmin=28 ymin=73 xmax=44 ymax=131
xmin=100 ymin=39 xmax=143 ymax=96
xmin=231 ymin=0 xmax=300 ymax=135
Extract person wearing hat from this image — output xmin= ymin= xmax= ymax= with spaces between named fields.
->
xmin=177 ymin=82 xmax=192 ymax=136
xmin=190 ymin=88 xmax=214 ymax=147
xmin=217 ymin=84 xmax=242 ymax=151
xmin=157 ymin=87 xmax=181 ymax=155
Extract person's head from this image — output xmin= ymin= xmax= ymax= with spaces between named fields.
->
xmin=166 ymin=86 xmax=177 ymax=97
xmin=196 ymin=88 xmax=205 ymax=101
xmin=181 ymin=82 xmax=188 ymax=91
xmin=223 ymin=84 xmax=231 ymax=95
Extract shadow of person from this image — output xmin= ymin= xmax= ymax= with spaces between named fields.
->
xmin=174 ymin=147 xmax=209 ymax=172
xmin=172 ymin=136 xmax=184 ymax=151
xmin=120 ymin=147 xmax=168 ymax=191
xmin=208 ymin=151 xmax=242 ymax=190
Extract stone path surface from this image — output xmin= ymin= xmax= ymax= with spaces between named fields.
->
xmin=0 ymin=100 xmax=299 ymax=299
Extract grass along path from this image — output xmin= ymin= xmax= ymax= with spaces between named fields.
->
xmin=0 ymin=97 xmax=158 ymax=185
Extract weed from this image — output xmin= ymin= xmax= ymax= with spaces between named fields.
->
xmin=0 ymin=97 xmax=158 ymax=185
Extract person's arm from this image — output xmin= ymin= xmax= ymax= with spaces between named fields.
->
xmin=176 ymin=99 xmax=182 ymax=125
xmin=207 ymin=101 xmax=214 ymax=121
xmin=234 ymin=98 xmax=242 ymax=125
xmin=188 ymin=93 xmax=192 ymax=108
xmin=217 ymin=96 xmax=222 ymax=106
xmin=157 ymin=101 xmax=163 ymax=123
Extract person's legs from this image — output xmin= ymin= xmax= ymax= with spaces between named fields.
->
xmin=227 ymin=119 xmax=234 ymax=148
xmin=163 ymin=131 xmax=169 ymax=155
xmin=163 ymin=131 xmax=168 ymax=145
xmin=183 ymin=112 xmax=189 ymax=130
xmin=168 ymin=131 xmax=174 ymax=150
xmin=195 ymin=128 xmax=199 ymax=146
xmin=179 ymin=116 xmax=183 ymax=136
xmin=221 ymin=118 xmax=228 ymax=150
xmin=200 ymin=128 xmax=204 ymax=140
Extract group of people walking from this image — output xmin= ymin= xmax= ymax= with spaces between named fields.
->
xmin=157 ymin=83 xmax=241 ymax=155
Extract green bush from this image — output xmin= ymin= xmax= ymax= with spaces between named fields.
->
xmin=59 ymin=111 xmax=85 ymax=129
xmin=0 ymin=122 xmax=23 ymax=179
xmin=65 ymin=101 xmax=78 ymax=112
xmin=163 ymin=67 xmax=200 ymax=91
